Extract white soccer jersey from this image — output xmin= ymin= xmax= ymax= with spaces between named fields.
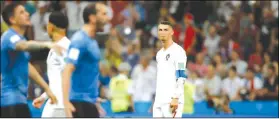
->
xmin=154 ymin=42 xmax=187 ymax=106
xmin=40 ymin=37 xmax=70 ymax=117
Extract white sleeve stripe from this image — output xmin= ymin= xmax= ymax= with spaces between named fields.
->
xmin=10 ymin=35 xmax=21 ymax=43
xmin=68 ymin=48 xmax=80 ymax=60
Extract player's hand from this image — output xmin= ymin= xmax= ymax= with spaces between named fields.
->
xmin=44 ymin=42 xmax=64 ymax=56
xmin=45 ymin=89 xmax=57 ymax=104
xmin=64 ymin=101 xmax=76 ymax=118
xmin=170 ymin=98 xmax=179 ymax=116
xmin=32 ymin=97 xmax=46 ymax=109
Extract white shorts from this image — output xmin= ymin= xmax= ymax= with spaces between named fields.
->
xmin=41 ymin=100 xmax=66 ymax=117
xmin=153 ymin=103 xmax=184 ymax=118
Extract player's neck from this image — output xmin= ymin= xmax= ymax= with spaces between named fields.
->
xmin=163 ymin=39 xmax=174 ymax=50
xmin=83 ymin=24 xmax=96 ymax=38
xmin=10 ymin=25 xmax=26 ymax=36
xmin=52 ymin=33 xmax=65 ymax=43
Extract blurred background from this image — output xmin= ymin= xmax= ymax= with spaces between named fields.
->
xmin=1 ymin=0 xmax=278 ymax=118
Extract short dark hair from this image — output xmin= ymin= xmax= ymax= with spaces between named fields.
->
xmin=83 ymin=3 xmax=97 ymax=24
xmin=49 ymin=11 xmax=68 ymax=29
xmin=2 ymin=2 xmax=22 ymax=26
xmin=230 ymin=66 xmax=237 ymax=73
xmin=159 ymin=21 xmax=173 ymax=28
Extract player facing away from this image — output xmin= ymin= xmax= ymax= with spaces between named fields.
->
xmin=1 ymin=3 xmax=58 ymax=117
xmin=62 ymin=2 xmax=110 ymax=118
xmin=153 ymin=21 xmax=187 ymax=118
xmin=31 ymin=11 xmax=70 ymax=117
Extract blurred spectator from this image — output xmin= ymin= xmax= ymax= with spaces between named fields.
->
xmin=204 ymin=25 xmax=221 ymax=58
xmin=259 ymin=7 xmax=276 ymax=53
xmin=222 ymin=66 xmax=244 ymax=101
xmin=262 ymin=52 xmax=272 ymax=79
xmin=31 ymin=1 xmax=51 ymax=41
xmin=183 ymin=13 xmax=196 ymax=57
xmin=227 ymin=50 xmax=248 ymax=77
xmin=21 ymin=1 xmax=36 ymax=16
xmin=188 ymin=52 xmax=208 ymax=78
xmin=188 ymin=71 xmax=205 ymax=102
xmin=213 ymin=53 xmax=227 ymax=79
xmin=105 ymin=28 xmax=123 ymax=68
xmin=109 ymin=62 xmax=134 ymax=113
xmin=255 ymin=65 xmax=278 ymax=100
xmin=239 ymin=68 xmax=263 ymax=101
xmin=203 ymin=64 xmax=222 ymax=97
xmin=122 ymin=44 xmax=140 ymax=74
xmin=129 ymin=53 xmax=156 ymax=102
xmin=121 ymin=3 xmax=140 ymax=28
xmin=248 ymin=42 xmax=263 ymax=68
xmin=65 ymin=1 xmax=89 ymax=38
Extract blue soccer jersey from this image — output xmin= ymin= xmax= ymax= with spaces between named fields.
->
xmin=1 ymin=28 xmax=30 ymax=107
xmin=65 ymin=30 xmax=101 ymax=104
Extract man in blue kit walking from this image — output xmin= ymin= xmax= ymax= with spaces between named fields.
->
xmin=62 ymin=2 xmax=110 ymax=118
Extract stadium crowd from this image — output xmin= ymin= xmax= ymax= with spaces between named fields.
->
xmin=1 ymin=1 xmax=278 ymax=114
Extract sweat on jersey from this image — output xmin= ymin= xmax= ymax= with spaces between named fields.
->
xmin=40 ymin=37 xmax=71 ymax=108
xmin=1 ymin=28 xmax=30 ymax=107
xmin=154 ymin=42 xmax=187 ymax=105
xmin=65 ymin=30 xmax=101 ymax=104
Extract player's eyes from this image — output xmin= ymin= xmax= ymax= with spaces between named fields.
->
xmin=159 ymin=29 xmax=162 ymax=31
xmin=164 ymin=29 xmax=168 ymax=31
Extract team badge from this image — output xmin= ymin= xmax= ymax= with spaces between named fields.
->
xmin=166 ymin=54 xmax=170 ymax=61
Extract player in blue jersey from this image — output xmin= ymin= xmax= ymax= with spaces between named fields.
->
xmin=1 ymin=2 xmax=58 ymax=117
xmin=62 ymin=2 xmax=110 ymax=118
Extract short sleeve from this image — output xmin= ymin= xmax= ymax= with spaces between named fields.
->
xmin=65 ymin=40 xmax=85 ymax=66
xmin=6 ymin=34 xmax=22 ymax=50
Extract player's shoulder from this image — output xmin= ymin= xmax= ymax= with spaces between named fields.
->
xmin=172 ymin=43 xmax=186 ymax=55
xmin=57 ymin=37 xmax=71 ymax=49
xmin=70 ymin=31 xmax=87 ymax=46
xmin=1 ymin=29 xmax=21 ymax=45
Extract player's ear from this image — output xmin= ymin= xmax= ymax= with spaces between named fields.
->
xmin=171 ymin=28 xmax=174 ymax=35
xmin=9 ymin=16 xmax=16 ymax=25
xmin=89 ymin=14 xmax=96 ymax=24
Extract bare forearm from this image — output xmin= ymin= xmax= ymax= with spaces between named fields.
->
xmin=62 ymin=64 xmax=75 ymax=102
xmin=15 ymin=41 xmax=51 ymax=51
xmin=28 ymin=63 xmax=49 ymax=91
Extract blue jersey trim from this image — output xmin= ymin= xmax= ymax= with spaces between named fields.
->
xmin=176 ymin=70 xmax=187 ymax=79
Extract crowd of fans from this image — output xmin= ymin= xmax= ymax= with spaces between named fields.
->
xmin=1 ymin=1 xmax=278 ymax=113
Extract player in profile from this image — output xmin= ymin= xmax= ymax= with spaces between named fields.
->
xmin=32 ymin=11 xmax=70 ymax=117
xmin=62 ymin=2 xmax=110 ymax=118
xmin=153 ymin=21 xmax=187 ymax=118
xmin=1 ymin=2 xmax=58 ymax=117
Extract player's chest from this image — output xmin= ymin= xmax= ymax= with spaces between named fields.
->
xmin=157 ymin=52 xmax=175 ymax=67
xmin=85 ymin=41 xmax=101 ymax=61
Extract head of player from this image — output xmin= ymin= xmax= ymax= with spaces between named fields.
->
xmin=157 ymin=21 xmax=174 ymax=48
xmin=83 ymin=2 xmax=110 ymax=36
xmin=2 ymin=2 xmax=31 ymax=33
xmin=47 ymin=11 xmax=69 ymax=42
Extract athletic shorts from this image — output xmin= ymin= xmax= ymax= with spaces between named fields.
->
xmin=71 ymin=101 xmax=99 ymax=118
xmin=1 ymin=103 xmax=31 ymax=118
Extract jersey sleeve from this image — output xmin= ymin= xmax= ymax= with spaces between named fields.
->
xmin=172 ymin=48 xmax=187 ymax=99
xmin=65 ymin=40 xmax=85 ymax=66
xmin=6 ymin=34 xmax=22 ymax=50
xmin=174 ymin=49 xmax=187 ymax=80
